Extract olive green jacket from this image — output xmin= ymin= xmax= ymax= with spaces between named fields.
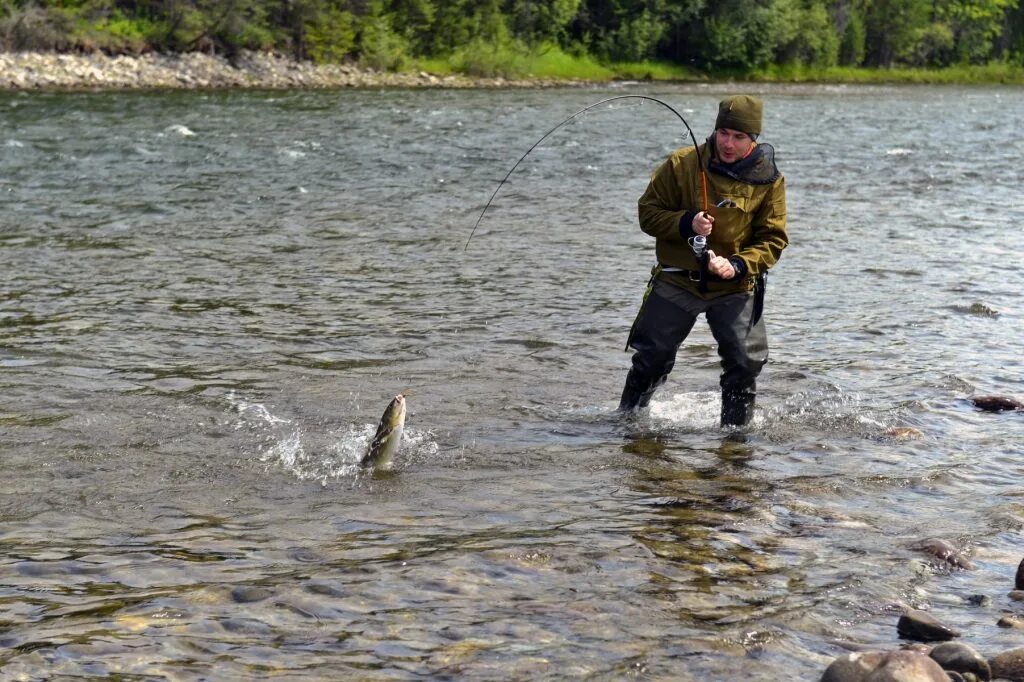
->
xmin=637 ymin=142 xmax=788 ymax=298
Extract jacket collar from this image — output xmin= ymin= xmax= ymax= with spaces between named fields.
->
xmin=706 ymin=136 xmax=780 ymax=185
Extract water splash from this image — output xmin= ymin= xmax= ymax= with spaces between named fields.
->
xmin=227 ymin=391 xmax=437 ymax=484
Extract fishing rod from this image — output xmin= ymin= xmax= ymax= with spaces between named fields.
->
xmin=465 ymin=94 xmax=710 ymax=252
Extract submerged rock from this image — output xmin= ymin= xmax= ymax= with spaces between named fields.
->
xmin=230 ymin=585 xmax=273 ymax=603
xmin=929 ymin=642 xmax=991 ymax=681
xmin=970 ymin=395 xmax=1024 ymax=412
xmin=963 ymin=594 xmax=991 ymax=607
xmin=953 ymin=302 xmax=1000 ymax=317
xmin=897 ymin=608 xmax=961 ymax=642
xmin=912 ymin=538 xmax=976 ymax=570
xmin=882 ymin=426 xmax=925 ymax=441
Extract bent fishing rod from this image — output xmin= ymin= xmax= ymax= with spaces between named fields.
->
xmin=465 ymin=94 xmax=711 ymax=252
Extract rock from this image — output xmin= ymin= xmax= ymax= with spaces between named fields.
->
xmin=1009 ymin=590 xmax=1024 ymax=601
xmin=883 ymin=426 xmax=925 ymax=441
xmin=970 ymin=395 xmax=1024 ymax=412
xmin=821 ymin=651 xmax=886 ymax=681
xmin=913 ymin=538 xmax=976 ymax=570
xmin=822 ymin=650 xmax=953 ymax=682
xmin=964 ymin=594 xmax=991 ymax=607
xmin=230 ymin=585 xmax=273 ymax=603
xmin=1016 ymin=557 xmax=1024 ymax=590
xmin=998 ymin=616 xmax=1024 ymax=629
xmin=989 ymin=647 xmax=1024 ymax=681
xmin=897 ymin=609 xmax=961 ymax=642
xmin=929 ymin=642 xmax=991 ymax=681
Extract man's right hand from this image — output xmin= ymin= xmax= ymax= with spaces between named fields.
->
xmin=691 ymin=211 xmax=714 ymax=237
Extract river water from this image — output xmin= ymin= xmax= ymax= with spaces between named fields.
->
xmin=1 ymin=83 xmax=1022 ymax=679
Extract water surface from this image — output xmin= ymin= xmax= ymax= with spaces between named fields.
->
xmin=1 ymin=83 xmax=1022 ymax=679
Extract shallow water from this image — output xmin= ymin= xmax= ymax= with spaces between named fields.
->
xmin=1 ymin=83 xmax=1022 ymax=679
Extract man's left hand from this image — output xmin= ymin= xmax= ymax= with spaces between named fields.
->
xmin=707 ymin=250 xmax=736 ymax=279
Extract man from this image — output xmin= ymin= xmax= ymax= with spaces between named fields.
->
xmin=618 ymin=94 xmax=788 ymax=427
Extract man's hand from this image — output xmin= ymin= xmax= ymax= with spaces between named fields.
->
xmin=707 ymin=250 xmax=737 ymax=279
xmin=691 ymin=211 xmax=714 ymax=237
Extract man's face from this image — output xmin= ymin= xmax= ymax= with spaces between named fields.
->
xmin=715 ymin=127 xmax=754 ymax=163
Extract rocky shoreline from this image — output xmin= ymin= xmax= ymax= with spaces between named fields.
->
xmin=0 ymin=50 xmax=581 ymax=90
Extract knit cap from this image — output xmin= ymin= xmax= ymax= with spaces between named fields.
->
xmin=715 ymin=95 xmax=763 ymax=137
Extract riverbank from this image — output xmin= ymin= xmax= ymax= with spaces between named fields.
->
xmin=0 ymin=51 xmax=581 ymax=90
xmin=3 ymin=50 xmax=1023 ymax=91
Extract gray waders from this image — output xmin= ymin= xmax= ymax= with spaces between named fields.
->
xmin=619 ymin=276 xmax=768 ymax=427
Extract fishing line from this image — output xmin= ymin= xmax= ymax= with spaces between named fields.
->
xmin=465 ymin=95 xmax=709 ymax=251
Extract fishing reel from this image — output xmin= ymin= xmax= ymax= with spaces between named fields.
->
xmin=688 ymin=234 xmax=707 ymax=258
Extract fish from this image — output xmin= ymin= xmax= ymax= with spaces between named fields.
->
xmin=359 ymin=393 xmax=407 ymax=470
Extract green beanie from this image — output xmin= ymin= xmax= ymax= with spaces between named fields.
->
xmin=715 ymin=95 xmax=763 ymax=137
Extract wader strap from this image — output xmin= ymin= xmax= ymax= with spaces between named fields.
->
xmin=624 ymin=264 xmax=662 ymax=352
xmin=752 ymin=272 xmax=767 ymax=326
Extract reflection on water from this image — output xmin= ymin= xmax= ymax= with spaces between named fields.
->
xmin=0 ymin=83 xmax=1022 ymax=678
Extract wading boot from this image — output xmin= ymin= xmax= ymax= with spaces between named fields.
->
xmin=617 ymin=372 xmax=661 ymax=413
xmin=720 ymin=391 xmax=755 ymax=428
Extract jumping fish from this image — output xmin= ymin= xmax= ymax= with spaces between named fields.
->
xmin=360 ymin=393 xmax=407 ymax=470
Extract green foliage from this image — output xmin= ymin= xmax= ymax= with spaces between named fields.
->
xmin=359 ymin=1 xmax=408 ymax=70
xmin=839 ymin=11 xmax=866 ymax=66
xmin=304 ymin=5 xmax=356 ymax=63
xmin=1 ymin=0 xmax=1021 ymax=80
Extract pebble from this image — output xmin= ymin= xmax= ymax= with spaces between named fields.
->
xmin=913 ymin=538 xmax=976 ymax=570
xmin=928 ymin=642 xmax=991 ymax=681
xmin=821 ymin=650 xmax=948 ymax=681
xmin=989 ymin=647 xmax=1024 ymax=681
xmin=970 ymin=395 xmax=1024 ymax=412
xmin=964 ymin=594 xmax=991 ymax=607
xmin=0 ymin=51 xmax=579 ymax=90
xmin=897 ymin=608 xmax=961 ymax=642
xmin=998 ymin=616 xmax=1024 ymax=629
xmin=230 ymin=585 xmax=274 ymax=603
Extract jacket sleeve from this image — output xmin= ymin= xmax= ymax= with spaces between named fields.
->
xmin=637 ymin=154 xmax=692 ymax=241
xmin=737 ymin=176 xmax=788 ymax=276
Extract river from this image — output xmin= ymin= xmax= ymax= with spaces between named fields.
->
xmin=1 ymin=83 xmax=1022 ymax=679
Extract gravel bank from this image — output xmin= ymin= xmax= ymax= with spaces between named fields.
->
xmin=0 ymin=50 xmax=580 ymax=90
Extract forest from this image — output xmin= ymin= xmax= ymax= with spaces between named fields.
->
xmin=2 ymin=0 xmax=1023 ymax=78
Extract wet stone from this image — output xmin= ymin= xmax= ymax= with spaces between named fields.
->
xmin=822 ymin=650 xmax=949 ymax=682
xmin=989 ymin=647 xmax=1024 ymax=681
xmin=897 ymin=608 xmax=961 ymax=642
xmin=913 ymin=538 xmax=976 ymax=570
xmin=305 ymin=582 xmax=345 ymax=598
xmin=230 ymin=585 xmax=274 ymax=603
xmin=820 ymin=650 xmax=886 ymax=681
xmin=964 ymin=594 xmax=991 ymax=607
xmin=1008 ymin=590 xmax=1024 ymax=601
xmin=999 ymin=616 xmax=1024 ymax=629
xmin=220 ymin=618 xmax=273 ymax=635
xmin=970 ymin=395 xmax=1024 ymax=412
xmin=929 ymin=642 xmax=991 ymax=681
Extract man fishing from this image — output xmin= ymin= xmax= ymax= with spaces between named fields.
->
xmin=618 ymin=94 xmax=788 ymax=427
